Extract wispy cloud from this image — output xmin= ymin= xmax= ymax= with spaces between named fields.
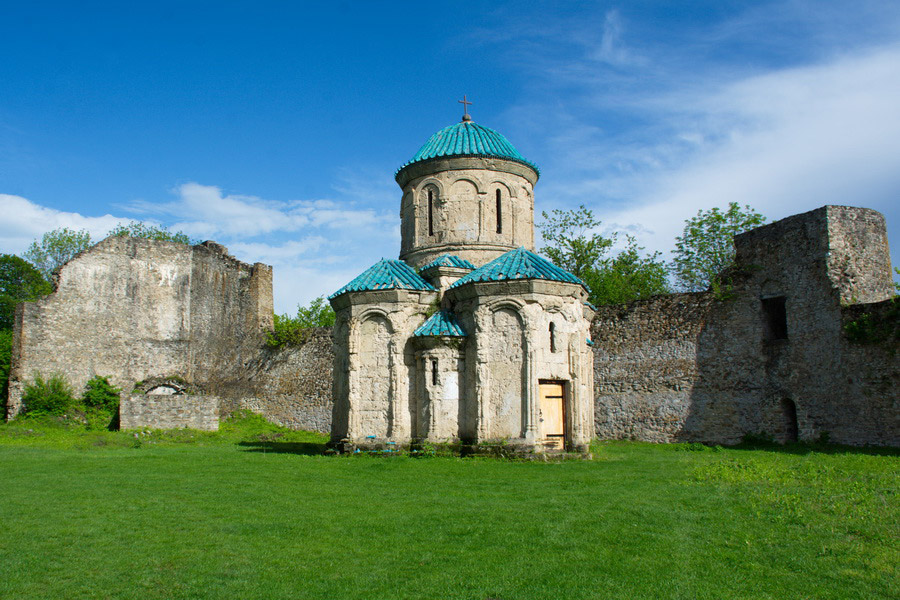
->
xmin=0 ymin=194 xmax=128 ymax=253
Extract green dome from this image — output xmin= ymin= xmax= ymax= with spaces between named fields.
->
xmin=396 ymin=120 xmax=539 ymax=179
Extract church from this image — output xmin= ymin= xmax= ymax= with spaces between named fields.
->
xmin=328 ymin=107 xmax=595 ymax=452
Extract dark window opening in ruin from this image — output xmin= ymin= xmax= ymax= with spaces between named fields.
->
xmin=428 ymin=190 xmax=434 ymax=237
xmin=431 ymin=358 xmax=438 ymax=385
xmin=782 ymin=399 xmax=799 ymax=443
xmin=496 ymin=189 xmax=503 ymax=234
xmin=762 ymin=296 xmax=788 ymax=341
xmin=549 ymin=322 xmax=556 ymax=353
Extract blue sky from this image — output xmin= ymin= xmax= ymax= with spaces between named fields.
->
xmin=2 ymin=0 xmax=899 ymax=312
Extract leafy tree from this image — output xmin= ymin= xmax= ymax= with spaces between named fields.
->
xmin=0 ymin=254 xmax=52 ymax=330
xmin=23 ymin=228 xmax=93 ymax=279
xmin=583 ymin=236 xmax=670 ymax=305
xmin=539 ymin=205 xmax=670 ymax=306
xmin=539 ymin=205 xmax=613 ymax=280
xmin=108 ymin=221 xmax=193 ymax=244
xmin=266 ymin=296 xmax=336 ymax=348
xmin=670 ymin=202 xmax=766 ymax=293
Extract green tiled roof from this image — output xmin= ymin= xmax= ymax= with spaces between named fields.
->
xmin=449 ymin=247 xmax=586 ymax=290
xmin=396 ymin=121 xmax=539 ymax=177
xmin=420 ymin=254 xmax=476 ymax=271
xmin=329 ymin=259 xmax=436 ymax=299
xmin=413 ymin=310 xmax=467 ymax=337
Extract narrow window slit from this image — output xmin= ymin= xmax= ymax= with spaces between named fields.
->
xmin=431 ymin=358 xmax=438 ymax=385
xmin=428 ymin=190 xmax=434 ymax=237
xmin=549 ymin=322 xmax=556 ymax=353
xmin=496 ymin=189 xmax=502 ymax=234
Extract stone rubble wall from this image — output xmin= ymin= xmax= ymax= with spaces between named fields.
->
xmin=120 ymin=394 xmax=220 ymax=431
xmin=218 ymin=328 xmax=334 ymax=433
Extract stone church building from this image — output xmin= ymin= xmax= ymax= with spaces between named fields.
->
xmin=328 ymin=113 xmax=596 ymax=451
xmin=6 ymin=109 xmax=897 ymax=448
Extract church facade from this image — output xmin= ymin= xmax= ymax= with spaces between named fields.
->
xmin=328 ymin=114 xmax=595 ymax=452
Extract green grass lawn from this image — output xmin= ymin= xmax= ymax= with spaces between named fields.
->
xmin=0 ymin=414 xmax=897 ymax=600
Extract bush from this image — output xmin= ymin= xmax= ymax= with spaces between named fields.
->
xmin=22 ymin=373 xmax=77 ymax=415
xmin=82 ymin=375 xmax=121 ymax=411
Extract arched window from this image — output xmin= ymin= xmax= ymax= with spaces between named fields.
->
xmin=549 ymin=322 xmax=556 ymax=353
xmin=428 ymin=190 xmax=434 ymax=237
xmin=431 ymin=358 xmax=439 ymax=385
xmin=496 ymin=189 xmax=502 ymax=234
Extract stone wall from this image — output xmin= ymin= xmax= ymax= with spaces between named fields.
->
xmin=218 ymin=328 xmax=334 ymax=433
xmin=591 ymin=206 xmax=898 ymax=447
xmin=7 ymin=236 xmax=272 ymax=419
xmin=120 ymin=394 xmax=220 ymax=431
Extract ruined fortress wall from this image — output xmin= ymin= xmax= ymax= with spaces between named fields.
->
xmin=218 ymin=328 xmax=334 ymax=433
xmin=6 ymin=237 xmax=272 ymax=418
xmin=120 ymin=394 xmax=220 ymax=431
xmin=835 ymin=300 xmax=899 ymax=447
xmin=591 ymin=293 xmax=715 ymax=442
xmin=591 ymin=205 xmax=897 ymax=447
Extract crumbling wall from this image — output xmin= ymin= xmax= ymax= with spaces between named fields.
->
xmin=7 ymin=236 xmax=272 ymax=419
xmin=219 ymin=328 xmax=334 ymax=433
xmin=591 ymin=205 xmax=898 ymax=447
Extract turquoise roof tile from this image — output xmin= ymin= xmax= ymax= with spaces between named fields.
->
xmin=449 ymin=247 xmax=586 ymax=290
xmin=420 ymin=254 xmax=476 ymax=271
xmin=396 ymin=121 xmax=539 ymax=177
xmin=413 ymin=310 xmax=467 ymax=337
xmin=329 ymin=259 xmax=436 ymax=299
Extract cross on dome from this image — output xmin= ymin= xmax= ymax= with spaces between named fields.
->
xmin=458 ymin=95 xmax=473 ymax=122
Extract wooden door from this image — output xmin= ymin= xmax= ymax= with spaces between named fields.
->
xmin=539 ymin=381 xmax=566 ymax=450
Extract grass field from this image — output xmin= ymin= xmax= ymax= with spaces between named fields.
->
xmin=0 ymin=414 xmax=897 ymax=600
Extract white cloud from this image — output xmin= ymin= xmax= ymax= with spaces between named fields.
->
xmin=593 ymin=45 xmax=900 ymax=259
xmin=0 ymin=194 xmax=128 ymax=253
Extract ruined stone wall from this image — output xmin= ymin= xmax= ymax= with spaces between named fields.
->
xmin=591 ymin=206 xmax=898 ymax=447
xmin=218 ymin=328 xmax=334 ymax=433
xmin=7 ymin=237 xmax=272 ymax=418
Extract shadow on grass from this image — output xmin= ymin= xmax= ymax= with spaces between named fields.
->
xmin=237 ymin=441 xmax=328 ymax=456
xmin=728 ymin=441 xmax=899 ymax=457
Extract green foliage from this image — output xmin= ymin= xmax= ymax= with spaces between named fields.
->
xmin=108 ymin=221 xmax=194 ymax=244
xmin=0 ymin=329 xmax=11 ymax=410
xmin=539 ymin=205 xmax=612 ymax=279
xmin=671 ymin=202 xmax=766 ymax=292
xmin=539 ymin=205 xmax=670 ymax=305
xmin=21 ymin=373 xmax=77 ymax=416
xmin=23 ymin=227 xmax=93 ymax=280
xmin=0 ymin=254 xmax=53 ymax=330
xmin=266 ymin=296 xmax=335 ymax=348
xmin=581 ymin=235 xmax=670 ymax=305
xmin=844 ymin=299 xmax=900 ymax=347
xmin=81 ymin=375 xmax=121 ymax=412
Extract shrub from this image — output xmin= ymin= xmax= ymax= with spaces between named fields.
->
xmin=266 ymin=296 xmax=335 ymax=348
xmin=22 ymin=373 xmax=77 ymax=415
xmin=82 ymin=375 xmax=121 ymax=412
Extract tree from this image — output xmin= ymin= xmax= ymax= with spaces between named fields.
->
xmin=266 ymin=296 xmax=336 ymax=348
xmin=583 ymin=236 xmax=670 ymax=306
xmin=539 ymin=205 xmax=671 ymax=306
xmin=671 ymin=202 xmax=766 ymax=292
xmin=108 ymin=221 xmax=193 ymax=244
xmin=0 ymin=254 xmax=52 ymax=330
xmin=539 ymin=205 xmax=613 ymax=280
xmin=23 ymin=228 xmax=92 ymax=279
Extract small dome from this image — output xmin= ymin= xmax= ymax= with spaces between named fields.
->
xmin=396 ymin=121 xmax=539 ymax=179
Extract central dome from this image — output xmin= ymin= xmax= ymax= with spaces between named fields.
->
xmin=396 ymin=121 xmax=539 ymax=180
